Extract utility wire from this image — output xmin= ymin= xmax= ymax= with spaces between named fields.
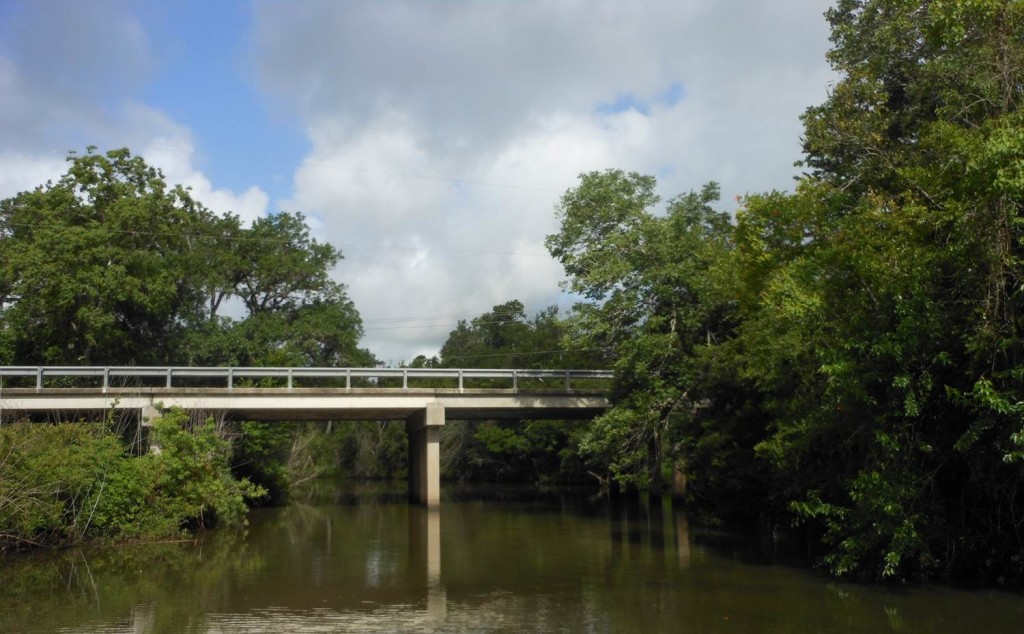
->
xmin=2 ymin=221 xmax=553 ymax=258
xmin=442 ymin=347 xmax=612 ymax=360
xmin=363 ymin=312 xmax=502 ymax=322
xmin=362 ymin=310 xmax=560 ymax=331
xmin=2 ymin=132 xmax=564 ymax=194
xmin=363 ymin=310 xmax=525 ymax=323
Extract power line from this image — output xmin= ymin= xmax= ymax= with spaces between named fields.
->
xmin=363 ymin=315 xmax=540 ymax=332
xmin=2 ymin=221 xmax=554 ymax=258
xmin=444 ymin=344 xmax=610 ymax=360
xmin=363 ymin=312 xmax=489 ymax=323
xmin=364 ymin=324 xmax=457 ymax=332
xmin=2 ymin=131 xmax=565 ymax=195
xmin=353 ymin=245 xmax=550 ymax=257
xmin=298 ymin=159 xmax=562 ymax=194
xmin=363 ymin=310 xmax=524 ymax=323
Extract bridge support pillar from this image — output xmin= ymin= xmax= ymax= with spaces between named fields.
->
xmin=406 ymin=404 xmax=445 ymax=507
xmin=140 ymin=406 xmax=162 ymax=455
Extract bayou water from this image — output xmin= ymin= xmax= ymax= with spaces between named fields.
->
xmin=1 ymin=485 xmax=1022 ymax=632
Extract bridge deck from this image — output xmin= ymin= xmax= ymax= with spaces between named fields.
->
xmin=0 ymin=367 xmax=613 ymax=507
xmin=0 ymin=387 xmax=610 ymax=421
xmin=0 ymin=367 xmax=613 ymax=422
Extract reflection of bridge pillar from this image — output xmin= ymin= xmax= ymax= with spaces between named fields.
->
xmin=406 ymin=404 xmax=445 ymax=507
xmin=425 ymin=509 xmax=445 ymax=620
xmin=409 ymin=507 xmax=446 ymax=620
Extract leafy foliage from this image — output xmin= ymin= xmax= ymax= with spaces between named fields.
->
xmin=0 ymin=147 xmax=373 ymax=538
xmin=0 ymin=411 xmax=264 ymax=551
xmin=542 ymin=2 xmax=1024 ymax=583
xmin=547 ymin=172 xmax=741 ymax=493
xmin=0 ymin=147 xmax=368 ymax=368
xmin=434 ymin=301 xmax=605 ymax=484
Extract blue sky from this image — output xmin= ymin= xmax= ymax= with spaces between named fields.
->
xmin=0 ymin=0 xmax=302 ymax=207
xmin=135 ymin=0 xmax=305 ymax=205
xmin=0 ymin=0 xmax=835 ymax=362
xmin=597 ymin=82 xmax=686 ymax=116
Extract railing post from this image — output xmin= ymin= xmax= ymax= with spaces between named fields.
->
xmin=228 ymin=368 xmax=234 ymax=389
xmin=458 ymin=370 xmax=464 ymax=393
xmin=403 ymin=368 xmax=408 ymax=389
xmin=346 ymin=368 xmax=351 ymax=389
xmin=103 ymin=367 xmax=110 ymax=393
xmin=166 ymin=368 xmax=172 ymax=388
xmin=287 ymin=368 xmax=293 ymax=390
xmin=36 ymin=368 xmax=43 ymax=391
xmin=512 ymin=369 xmax=518 ymax=391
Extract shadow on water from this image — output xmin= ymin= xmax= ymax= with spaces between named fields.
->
xmin=3 ymin=481 xmax=1024 ymax=632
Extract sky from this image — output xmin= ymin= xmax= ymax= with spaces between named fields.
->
xmin=0 ymin=0 xmax=836 ymax=365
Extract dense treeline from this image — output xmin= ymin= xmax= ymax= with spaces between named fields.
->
xmin=0 ymin=147 xmax=374 ymax=547
xmin=543 ymin=0 xmax=1024 ymax=583
xmin=290 ymin=301 xmax=607 ymax=486
xmin=0 ymin=147 xmax=371 ymax=368
xmin=428 ymin=300 xmax=607 ymax=484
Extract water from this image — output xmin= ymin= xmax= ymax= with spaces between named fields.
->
xmin=1 ymin=484 xmax=1022 ymax=633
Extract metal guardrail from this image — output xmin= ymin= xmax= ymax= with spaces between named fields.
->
xmin=0 ymin=367 xmax=614 ymax=392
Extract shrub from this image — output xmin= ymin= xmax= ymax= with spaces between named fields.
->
xmin=0 ymin=410 xmax=265 ymax=552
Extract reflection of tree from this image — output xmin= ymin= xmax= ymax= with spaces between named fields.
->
xmin=0 ymin=529 xmax=262 ymax=632
xmin=0 ymin=491 xmax=694 ymax=632
xmin=4 ymin=490 xmax=1003 ymax=632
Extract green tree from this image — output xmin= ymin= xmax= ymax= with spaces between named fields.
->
xmin=234 ymin=212 xmax=341 ymax=316
xmin=0 ymin=148 xmax=368 ymax=370
xmin=0 ymin=148 xmax=224 ymax=364
xmin=0 ymin=412 xmax=264 ymax=551
xmin=0 ymin=148 xmax=372 ymax=519
xmin=434 ymin=300 xmax=604 ymax=483
xmin=734 ymin=0 xmax=1024 ymax=581
xmin=546 ymin=171 xmax=737 ymax=491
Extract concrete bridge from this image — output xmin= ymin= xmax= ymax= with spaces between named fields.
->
xmin=0 ymin=366 xmax=613 ymax=507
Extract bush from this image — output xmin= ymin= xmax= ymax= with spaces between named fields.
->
xmin=0 ymin=410 xmax=265 ymax=552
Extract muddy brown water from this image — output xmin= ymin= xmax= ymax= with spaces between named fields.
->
xmin=1 ymin=484 xmax=1022 ymax=632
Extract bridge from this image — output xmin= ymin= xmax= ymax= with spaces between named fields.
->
xmin=0 ymin=366 xmax=613 ymax=507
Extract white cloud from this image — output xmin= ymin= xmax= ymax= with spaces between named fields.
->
xmin=253 ymin=0 xmax=837 ymax=362
xmin=0 ymin=152 xmax=67 ymax=200
xmin=2 ymin=0 xmax=837 ymax=365
xmin=0 ymin=3 xmax=268 ymax=225
xmin=283 ymin=108 xmax=649 ymax=362
xmin=137 ymin=122 xmax=270 ymax=225
xmin=0 ymin=93 xmax=269 ymax=226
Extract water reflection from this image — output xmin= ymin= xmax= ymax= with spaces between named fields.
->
xmin=408 ymin=508 xmax=446 ymax=621
xmin=1 ymin=486 xmax=1023 ymax=633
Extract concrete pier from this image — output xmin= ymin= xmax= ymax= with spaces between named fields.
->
xmin=138 ymin=405 xmax=162 ymax=454
xmin=406 ymin=404 xmax=445 ymax=507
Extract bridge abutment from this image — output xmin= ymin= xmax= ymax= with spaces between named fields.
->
xmin=406 ymin=404 xmax=445 ymax=508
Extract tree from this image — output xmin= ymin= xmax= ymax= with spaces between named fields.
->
xmin=0 ymin=148 xmax=373 ymax=511
xmin=234 ymin=212 xmax=341 ymax=316
xmin=739 ymin=0 xmax=1024 ymax=581
xmin=0 ymin=148 xmax=223 ymax=364
xmin=534 ymin=0 xmax=1024 ymax=583
xmin=0 ymin=148 xmax=369 ymax=370
xmin=434 ymin=300 xmax=604 ymax=483
xmin=546 ymin=171 xmax=737 ymax=491
xmin=440 ymin=300 xmax=529 ymax=367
